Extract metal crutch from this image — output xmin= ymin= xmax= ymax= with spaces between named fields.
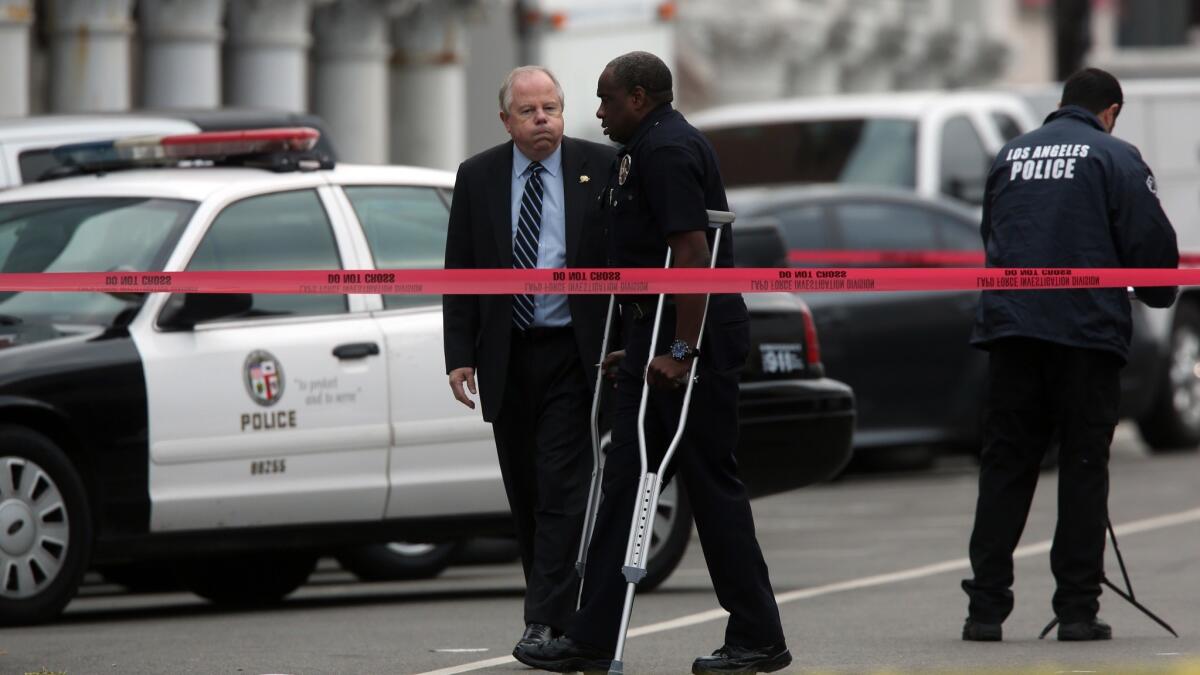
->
xmin=606 ymin=209 xmax=733 ymax=675
xmin=575 ymin=293 xmax=615 ymax=603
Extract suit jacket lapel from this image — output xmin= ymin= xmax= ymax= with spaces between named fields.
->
xmin=562 ymin=138 xmax=587 ymax=267
xmin=490 ymin=141 xmax=514 ymax=267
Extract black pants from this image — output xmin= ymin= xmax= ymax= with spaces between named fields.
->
xmin=491 ymin=328 xmax=592 ymax=631
xmin=964 ymin=337 xmax=1121 ymax=624
xmin=568 ymin=302 xmax=785 ymax=651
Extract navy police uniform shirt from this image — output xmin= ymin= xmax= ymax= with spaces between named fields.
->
xmin=606 ymin=104 xmax=735 ymax=268
xmin=605 ymin=103 xmax=744 ymax=320
xmin=970 ymin=105 xmax=1180 ymax=362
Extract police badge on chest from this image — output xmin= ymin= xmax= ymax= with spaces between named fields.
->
xmin=618 ymin=154 xmax=631 ymax=186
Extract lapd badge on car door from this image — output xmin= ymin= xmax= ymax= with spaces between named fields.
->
xmin=245 ymin=350 xmax=284 ymax=406
xmin=618 ymin=154 xmax=631 ymax=186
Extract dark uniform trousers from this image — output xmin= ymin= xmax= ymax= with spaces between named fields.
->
xmin=964 ymin=337 xmax=1121 ymax=624
xmin=569 ymin=301 xmax=785 ymax=651
xmin=491 ymin=326 xmax=592 ymax=630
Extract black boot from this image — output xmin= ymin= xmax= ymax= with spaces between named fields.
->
xmin=1058 ymin=618 xmax=1112 ymax=641
xmin=962 ymin=617 xmax=1003 ymax=642
xmin=692 ymin=642 xmax=792 ymax=674
xmin=513 ymin=635 xmax=613 ymax=673
xmin=513 ymin=623 xmax=554 ymax=655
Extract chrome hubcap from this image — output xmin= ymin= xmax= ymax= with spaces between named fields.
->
xmin=1169 ymin=328 xmax=1200 ymax=431
xmin=386 ymin=542 xmax=437 ymax=557
xmin=0 ymin=457 xmax=69 ymax=599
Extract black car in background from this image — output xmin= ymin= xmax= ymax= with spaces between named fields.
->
xmin=730 ymin=185 xmax=1169 ymax=463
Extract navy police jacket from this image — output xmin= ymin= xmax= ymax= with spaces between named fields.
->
xmin=970 ymin=105 xmax=1179 ymax=362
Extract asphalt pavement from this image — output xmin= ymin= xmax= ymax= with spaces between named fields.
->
xmin=3 ymin=424 xmax=1198 ymax=675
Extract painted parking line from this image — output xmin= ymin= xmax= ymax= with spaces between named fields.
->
xmin=411 ymin=506 xmax=1200 ymax=675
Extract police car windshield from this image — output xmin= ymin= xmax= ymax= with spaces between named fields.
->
xmin=704 ymin=118 xmax=917 ymax=190
xmin=0 ymin=197 xmax=196 ymax=326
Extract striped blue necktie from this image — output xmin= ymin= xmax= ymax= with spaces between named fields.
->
xmin=512 ymin=161 xmax=544 ymax=331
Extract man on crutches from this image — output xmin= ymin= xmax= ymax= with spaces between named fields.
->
xmin=515 ymin=51 xmax=792 ymax=675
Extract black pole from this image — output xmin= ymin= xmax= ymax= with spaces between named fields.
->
xmin=1039 ymin=520 xmax=1177 ymax=639
xmin=1054 ymin=0 xmax=1093 ymax=80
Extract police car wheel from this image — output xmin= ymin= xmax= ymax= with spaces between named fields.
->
xmin=640 ymin=477 xmax=692 ymax=593
xmin=95 ymin=562 xmax=181 ymax=592
xmin=177 ymin=552 xmax=317 ymax=606
xmin=335 ymin=541 xmax=462 ymax=582
xmin=1139 ymin=303 xmax=1200 ymax=451
xmin=0 ymin=426 xmax=92 ymax=626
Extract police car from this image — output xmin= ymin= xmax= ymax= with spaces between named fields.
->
xmin=0 ymin=129 xmax=852 ymax=625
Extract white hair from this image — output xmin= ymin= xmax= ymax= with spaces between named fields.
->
xmin=499 ymin=65 xmax=565 ymax=114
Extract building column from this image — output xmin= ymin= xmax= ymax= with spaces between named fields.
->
xmin=785 ymin=0 xmax=843 ymax=97
xmin=835 ymin=0 xmax=904 ymax=93
xmin=45 ymin=0 xmax=135 ymax=112
xmin=226 ymin=0 xmax=315 ymax=111
xmin=943 ymin=1 xmax=1012 ymax=87
xmin=390 ymin=2 xmax=466 ymax=170
xmin=704 ymin=0 xmax=792 ymax=104
xmin=0 ymin=0 xmax=33 ymax=116
xmin=139 ymin=0 xmax=225 ymax=109
xmin=312 ymin=0 xmax=391 ymax=164
xmin=678 ymin=0 xmax=842 ymax=103
xmin=892 ymin=0 xmax=951 ymax=91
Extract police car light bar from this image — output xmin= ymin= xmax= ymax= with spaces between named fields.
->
xmin=52 ymin=127 xmax=322 ymax=168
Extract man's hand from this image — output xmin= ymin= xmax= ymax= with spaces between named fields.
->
xmin=602 ymin=350 xmax=625 ymax=380
xmin=448 ymin=367 xmax=478 ymax=409
xmin=647 ymin=354 xmax=693 ymax=390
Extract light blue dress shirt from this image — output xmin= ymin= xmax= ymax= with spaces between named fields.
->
xmin=512 ymin=144 xmax=570 ymax=327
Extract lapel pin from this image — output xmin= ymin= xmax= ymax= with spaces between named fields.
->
xmin=579 ymin=175 xmax=590 ymax=183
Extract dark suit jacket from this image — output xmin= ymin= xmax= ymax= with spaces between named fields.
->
xmin=443 ymin=136 xmax=616 ymax=422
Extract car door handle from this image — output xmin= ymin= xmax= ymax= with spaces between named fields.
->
xmin=333 ymin=342 xmax=380 ymax=360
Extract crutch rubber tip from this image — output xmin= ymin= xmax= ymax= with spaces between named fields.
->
xmin=622 ymin=566 xmax=647 ymax=584
xmin=607 ymin=660 xmax=624 ymax=675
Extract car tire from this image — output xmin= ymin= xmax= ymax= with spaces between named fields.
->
xmin=640 ymin=478 xmax=692 ymax=593
xmin=96 ymin=562 xmax=181 ymax=592
xmin=0 ymin=426 xmax=92 ymax=626
xmin=1138 ymin=303 xmax=1200 ymax=452
xmin=336 ymin=541 xmax=462 ymax=582
xmin=453 ymin=537 xmax=521 ymax=566
xmin=177 ymin=552 xmax=316 ymax=606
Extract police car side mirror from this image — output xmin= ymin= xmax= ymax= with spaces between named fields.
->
xmin=947 ymin=177 xmax=986 ymax=206
xmin=732 ymin=218 xmax=789 ymax=268
xmin=157 ymin=293 xmax=253 ymax=331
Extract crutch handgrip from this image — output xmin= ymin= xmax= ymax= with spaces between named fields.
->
xmin=706 ymin=209 xmax=735 ymax=225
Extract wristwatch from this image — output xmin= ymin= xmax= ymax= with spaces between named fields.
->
xmin=669 ymin=338 xmax=699 ymax=362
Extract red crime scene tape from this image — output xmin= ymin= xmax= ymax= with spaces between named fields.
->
xmin=0 ymin=267 xmax=1192 ymax=296
xmin=786 ymin=250 xmax=1200 ymax=267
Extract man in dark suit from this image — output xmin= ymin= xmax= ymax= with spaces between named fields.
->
xmin=443 ymin=65 xmax=614 ymax=655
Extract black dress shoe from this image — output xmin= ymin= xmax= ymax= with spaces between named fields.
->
xmin=514 ymin=623 xmax=555 ymax=653
xmin=1058 ymin=618 xmax=1112 ymax=641
xmin=691 ymin=642 xmax=792 ymax=674
xmin=962 ymin=617 xmax=1003 ymax=642
xmin=513 ymin=635 xmax=612 ymax=673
